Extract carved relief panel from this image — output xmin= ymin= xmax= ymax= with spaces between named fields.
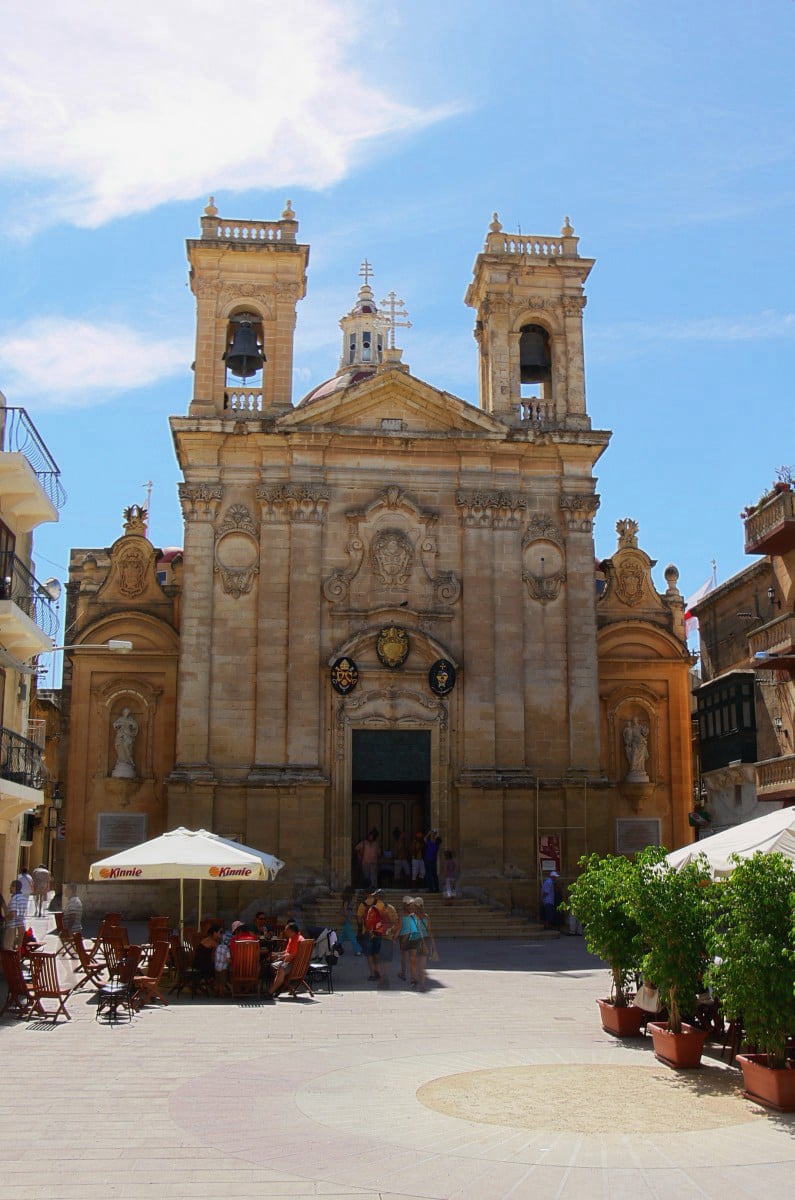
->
xmin=214 ymin=503 xmax=259 ymax=597
xmin=522 ymin=515 xmax=566 ymax=604
xmin=323 ymin=486 xmax=460 ymax=612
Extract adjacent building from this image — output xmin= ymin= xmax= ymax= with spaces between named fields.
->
xmin=692 ymin=477 xmax=795 ymax=831
xmin=0 ymin=395 xmax=65 ymax=896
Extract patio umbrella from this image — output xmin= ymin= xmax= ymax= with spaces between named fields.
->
xmin=89 ymin=826 xmax=284 ymax=925
xmin=666 ymin=805 xmax=795 ymax=879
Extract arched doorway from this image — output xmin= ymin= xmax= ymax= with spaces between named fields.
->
xmin=351 ymin=729 xmax=429 ymax=884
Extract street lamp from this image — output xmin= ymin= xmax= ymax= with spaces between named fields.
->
xmin=14 ymin=639 xmax=134 ymax=675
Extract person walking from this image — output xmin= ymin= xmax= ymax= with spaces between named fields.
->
xmin=442 ymin=850 xmax=459 ymax=903
xmin=5 ymin=880 xmax=29 ymax=949
xmin=31 ymin=863 xmax=52 ymax=918
xmin=355 ymin=829 xmax=380 ymax=889
xmin=408 ymin=896 xmax=437 ymax=992
xmin=17 ymin=867 xmax=33 ymax=918
xmin=391 ymin=828 xmax=410 ymax=883
xmin=62 ymin=883 xmax=83 ymax=934
xmin=337 ymin=887 xmax=363 ymax=955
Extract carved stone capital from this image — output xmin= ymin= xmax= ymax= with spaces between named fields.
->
xmin=559 ymin=492 xmax=600 ymax=532
xmin=179 ymin=482 xmax=223 ymax=522
xmin=257 ymin=483 xmax=329 ymax=524
xmin=457 ymin=490 xmax=527 ymax=529
xmin=561 ymin=296 xmax=587 ymax=316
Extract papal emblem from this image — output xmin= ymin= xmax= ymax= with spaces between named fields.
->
xmin=376 ymin=625 xmax=409 ymax=669
xmin=330 ymin=657 xmax=359 ymax=695
xmin=429 ymin=659 xmax=456 ymax=696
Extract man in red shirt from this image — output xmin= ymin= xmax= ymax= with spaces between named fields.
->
xmin=266 ymin=920 xmax=303 ymax=997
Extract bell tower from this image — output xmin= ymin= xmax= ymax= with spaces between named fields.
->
xmin=465 ymin=214 xmax=594 ymax=427
xmin=187 ymin=198 xmax=309 ymax=416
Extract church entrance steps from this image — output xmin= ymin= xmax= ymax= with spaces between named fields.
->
xmin=299 ymin=890 xmax=557 ymax=940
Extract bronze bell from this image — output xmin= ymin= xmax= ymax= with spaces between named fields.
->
xmin=223 ymin=321 xmax=265 ymax=379
xmin=519 ymin=324 xmax=551 ymax=384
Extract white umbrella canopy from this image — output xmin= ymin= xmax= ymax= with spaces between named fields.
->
xmin=89 ymin=826 xmax=284 ymax=925
xmin=666 ymin=805 xmax=795 ymax=879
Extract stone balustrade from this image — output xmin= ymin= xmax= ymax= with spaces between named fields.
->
xmin=203 ymin=220 xmax=296 ymax=243
xmin=743 ymin=488 xmax=795 ymax=554
xmin=755 ymin=752 xmax=795 ymax=798
xmin=748 ymin=612 xmax=795 ymax=659
xmin=493 ymin=233 xmax=567 ymax=257
xmin=224 ymin=390 xmax=263 ymax=413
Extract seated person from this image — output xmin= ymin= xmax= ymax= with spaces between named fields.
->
xmin=214 ymin=931 xmax=231 ymax=996
xmin=266 ymin=920 xmax=303 ymax=996
xmin=193 ymin=925 xmax=222 ymax=985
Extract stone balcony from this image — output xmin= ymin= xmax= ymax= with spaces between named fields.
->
xmin=748 ymin=612 xmax=795 ymax=673
xmin=743 ymin=488 xmax=795 ymax=555
xmin=755 ymin=752 xmax=795 ymax=802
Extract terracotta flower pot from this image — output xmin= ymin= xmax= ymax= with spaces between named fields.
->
xmin=647 ymin=1021 xmax=708 ymax=1068
xmin=737 ymin=1053 xmax=795 ymax=1112
xmin=596 ymin=997 xmax=644 ymax=1037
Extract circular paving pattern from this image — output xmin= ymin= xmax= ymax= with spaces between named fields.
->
xmin=417 ymin=1063 xmax=764 ymax=1134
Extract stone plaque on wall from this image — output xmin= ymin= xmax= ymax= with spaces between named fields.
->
xmin=615 ymin=818 xmax=660 ymax=856
xmin=97 ymin=812 xmax=147 ymax=851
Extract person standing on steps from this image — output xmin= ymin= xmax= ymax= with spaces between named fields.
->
xmin=423 ymin=829 xmax=442 ymax=893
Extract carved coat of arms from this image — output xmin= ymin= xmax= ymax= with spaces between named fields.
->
xmin=376 ymin=625 xmax=409 ymax=669
xmin=330 ymin=657 xmax=359 ymax=695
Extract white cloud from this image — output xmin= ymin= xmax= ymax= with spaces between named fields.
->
xmin=0 ymin=1 xmax=457 ymax=231
xmin=0 ymin=318 xmax=188 ymax=406
xmin=589 ymin=310 xmax=795 ymax=361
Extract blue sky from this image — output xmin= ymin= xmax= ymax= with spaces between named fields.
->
xmin=1 ymin=1 xmax=793 ymax=681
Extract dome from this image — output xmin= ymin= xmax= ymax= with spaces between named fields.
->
xmin=297 ymin=365 xmax=376 ymax=408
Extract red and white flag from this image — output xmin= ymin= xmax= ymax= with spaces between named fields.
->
xmin=685 ymin=563 xmax=717 ymax=639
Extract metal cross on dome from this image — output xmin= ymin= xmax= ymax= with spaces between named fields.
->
xmin=380 ymin=290 xmax=412 ymax=349
xmin=359 ymin=259 xmax=374 ymax=286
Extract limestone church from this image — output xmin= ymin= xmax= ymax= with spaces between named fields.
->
xmin=62 ymin=202 xmax=694 ymax=912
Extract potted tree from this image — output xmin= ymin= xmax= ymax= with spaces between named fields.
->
xmin=567 ymin=852 xmax=644 ymax=1036
xmin=627 ymin=847 xmax=712 ymax=1067
xmin=707 ymin=851 xmax=795 ymax=1111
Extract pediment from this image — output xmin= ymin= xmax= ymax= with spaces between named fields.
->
xmin=281 ymin=367 xmax=504 ymax=436
xmin=93 ymin=534 xmax=170 ymax=608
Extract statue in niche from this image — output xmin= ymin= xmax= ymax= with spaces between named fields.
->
xmin=111 ymin=708 xmax=139 ymax=779
xmin=623 ymin=717 xmax=650 ymax=782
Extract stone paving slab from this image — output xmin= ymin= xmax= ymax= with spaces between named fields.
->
xmin=1 ymin=925 xmax=793 ymax=1198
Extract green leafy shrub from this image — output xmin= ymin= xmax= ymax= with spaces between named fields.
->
xmin=627 ymin=846 xmax=712 ymax=1033
xmin=567 ymin=853 xmax=642 ymax=1006
xmin=707 ymin=852 xmax=795 ymax=1068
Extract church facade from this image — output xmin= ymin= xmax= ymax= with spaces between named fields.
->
xmin=63 ymin=203 xmax=694 ymax=912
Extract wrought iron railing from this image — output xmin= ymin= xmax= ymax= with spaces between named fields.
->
xmin=0 ymin=551 xmax=59 ymax=639
xmin=0 ymin=725 xmax=44 ymax=789
xmin=0 ymin=406 xmax=66 ymax=510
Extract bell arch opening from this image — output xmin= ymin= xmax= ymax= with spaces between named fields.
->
xmin=518 ymin=323 xmax=552 ymax=416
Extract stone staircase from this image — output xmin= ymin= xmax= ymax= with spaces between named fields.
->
xmin=300 ymin=891 xmax=556 ymax=940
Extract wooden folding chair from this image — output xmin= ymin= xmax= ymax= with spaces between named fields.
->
xmin=69 ymin=934 xmax=108 ymax=992
xmin=230 ymin=938 xmax=260 ymax=997
xmin=275 ymin=938 xmax=315 ymax=999
xmin=147 ymin=917 xmax=171 ymax=945
xmin=133 ymin=940 xmax=170 ymax=1009
xmin=168 ymin=936 xmax=206 ymax=997
xmin=0 ymin=949 xmax=33 ymax=1018
xmin=96 ymin=946 xmax=142 ymax=1022
xmin=27 ymin=952 xmax=71 ymax=1022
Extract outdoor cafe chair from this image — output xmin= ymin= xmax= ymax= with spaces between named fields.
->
xmin=0 ymin=949 xmax=34 ymax=1019
xmin=274 ymin=938 xmax=315 ymax=1000
xmin=168 ymin=936 xmax=207 ymax=998
xmin=230 ymin=938 xmax=260 ymax=998
xmin=86 ymin=913 xmax=123 ymax=961
xmin=96 ymin=946 xmax=142 ymax=1022
xmin=133 ymin=940 xmax=170 ymax=1010
xmin=147 ymin=916 xmax=171 ymax=945
xmin=27 ymin=952 xmax=71 ymax=1022
xmin=68 ymin=934 xmax=108 ymax=992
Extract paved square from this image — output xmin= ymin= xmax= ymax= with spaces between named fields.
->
xmin=2 ymin=928 xmax=793 ymax=1199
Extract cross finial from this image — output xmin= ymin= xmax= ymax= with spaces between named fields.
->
xmin=380 ymin=290 xmax=412 ymax=350
xmin=359 ymin=259 xmax=373 ymax=286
